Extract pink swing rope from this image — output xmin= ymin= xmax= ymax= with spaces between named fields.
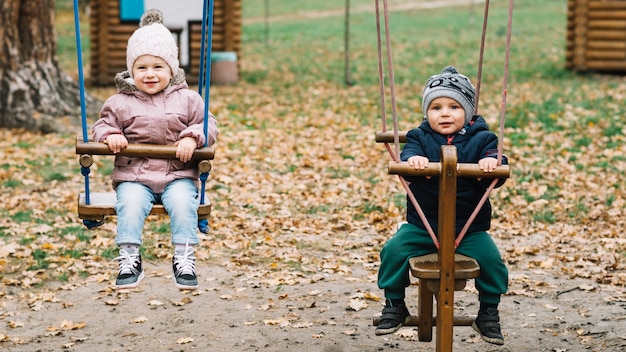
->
xmin=375 ymin=0 xmax=514 ymax=249
xmin=455 ymin=0 xmax=514 ymax=247
xmin=375 ymin=0 xmax=439 ymax=247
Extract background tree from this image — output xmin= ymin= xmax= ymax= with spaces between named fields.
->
xmin=0 ymin=0 xmax=93 ymax=133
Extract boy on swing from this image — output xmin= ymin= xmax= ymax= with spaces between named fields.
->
xmin=92 ymin=9 xmax=218 ymax=290
xmin=375 ymin=66 xmax=508 ymax=345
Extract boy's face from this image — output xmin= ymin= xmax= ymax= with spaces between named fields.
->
xmin=426 ymin=97 xmax=466 ymax=135
xmin=132 ymin=55 xmax=173 ymax=95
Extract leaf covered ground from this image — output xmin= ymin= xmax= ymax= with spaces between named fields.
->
xmin=1 ymin=0 xmax=626 ymax=351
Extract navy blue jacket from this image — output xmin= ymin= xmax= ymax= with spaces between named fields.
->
xmin=400 ymin=115 xmax=508 ymax=235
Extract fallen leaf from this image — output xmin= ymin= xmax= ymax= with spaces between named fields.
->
xmin=133 ymin=316 xmax=148 ymax=323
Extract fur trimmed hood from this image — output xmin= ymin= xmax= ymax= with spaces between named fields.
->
xmin=113 ymin=68 xmax=188 ymax=94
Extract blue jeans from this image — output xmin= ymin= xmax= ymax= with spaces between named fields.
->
xmin=115 ymin=179 xmax=200 ymax=246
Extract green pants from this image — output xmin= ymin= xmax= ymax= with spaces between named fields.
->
xmin=378 ymin=223 xmax=508 ymax=305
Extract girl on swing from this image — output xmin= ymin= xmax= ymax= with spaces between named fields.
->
xmin=92 ymin=9 xmax=218 ymax=290
xmin=375 ymin=66 xmax=508 ymax=345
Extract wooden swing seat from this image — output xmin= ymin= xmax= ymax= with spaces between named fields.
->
xmin=372 ymin=253 xmax=480 ymax=327
xmin=77 ymin=192 xmax=212 ymax=221
xmin=407 ymin=253 xmax=480 ymax=342
xmin=76 ymin=139 xmax=214 ymax=222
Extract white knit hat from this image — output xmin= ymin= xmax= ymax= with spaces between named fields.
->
xmin=126 ymin=9 xmax=179 ymax=77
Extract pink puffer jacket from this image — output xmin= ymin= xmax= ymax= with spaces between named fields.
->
xmin=92 ymin=69 xmax=218 ymax=193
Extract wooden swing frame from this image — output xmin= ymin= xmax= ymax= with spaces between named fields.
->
xmin=72 ymin=0 xmax=218 ymax=225
xmin=372 ymin=0 xmax=514 ymax=350
xmin=76 ymin=141 xmax=215 ymax=221
xmin=372 ymin=142 xmax=510 ymax=348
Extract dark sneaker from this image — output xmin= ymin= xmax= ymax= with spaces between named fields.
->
xmin=114 ymin=249 xmax=144 ymax=289
xmin=172 ymin=246 xmax=198 ymax=290
xmin=472 ymin=307 xmax=504 ymax=345
xmin=375 ymin=304 xmax=411 ymax=335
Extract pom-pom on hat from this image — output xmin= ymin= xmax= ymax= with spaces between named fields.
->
xmin=422 ymin=66 xmax=476 ymax=124
xmin=126 ymin=9 xmax=179 ymax=77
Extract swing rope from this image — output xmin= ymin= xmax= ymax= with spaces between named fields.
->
xmin=375 ymin=0 xmax=514 ymax=249
xmin=375 ymin=0 xmax=439 ymax=247
xmin=455 ymin=0 xmax=513 ymax=247
xmin=73 ymin=0 xmax=91 ymax=207
xmin=197 ymin=0 xmax=215 ymax=189
xmin=197 ymin=0 xmax=215 ymax=233
xmin=474 ymin=0 xmax=490 ymax=116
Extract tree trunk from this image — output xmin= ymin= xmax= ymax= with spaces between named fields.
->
xmin=0 ymin=0 xmax=95 ymax=133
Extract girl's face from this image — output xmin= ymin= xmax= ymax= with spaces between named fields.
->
xmin=132 ymin=55 xmax=172 ymax=94
xmin=426 ymin=96 xmax=466 ymax=135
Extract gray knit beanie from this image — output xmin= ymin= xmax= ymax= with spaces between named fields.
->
xmin=422 ymin=66 xmax=476 ymax=124
xmin=126 ymin=9 xmax=179 ymax=77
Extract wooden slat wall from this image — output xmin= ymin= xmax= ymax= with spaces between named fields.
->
xmin=90 ymin=0 xmax=242 ymax=86
xmin=566 ymin=0 xmax=626 ymax=72
xmin=187 ymin=0 xmax=242 ymax=83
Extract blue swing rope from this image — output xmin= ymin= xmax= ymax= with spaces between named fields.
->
xmin=199 ymin=0 xmax=215 ymax=147
xmin=72 ymin=0 xmax=92 ymax=206
xmin=197 ymin=0 xmax=215 ymax=233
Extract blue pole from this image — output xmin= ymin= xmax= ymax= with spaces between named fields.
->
xmin=198 ymin=0 xmax=215 ymax=232
xmin=72 ymin=0 xmax=88 ymax=144
xmin=73 ymin=0 xmax=91 ymax=205
xmin=198 ymin=0 xmax=208 ymax=97
xmin=202 ymin=0 xmax=215 ymax=148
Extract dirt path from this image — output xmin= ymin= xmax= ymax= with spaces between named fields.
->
xmin=2 ymin=252 xmax=625 ymax=352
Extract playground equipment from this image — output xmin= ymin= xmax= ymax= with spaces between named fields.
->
xmin=72 ymin=0 xmax=217 ymax=231
xmin=372 ymin=0 xmax=514 ymax=350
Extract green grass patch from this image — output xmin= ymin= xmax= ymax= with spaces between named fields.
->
xmin=30 ymin=249 xmax=50 ymax=270
xmin=12 ymin=210 xmax=33 ymax=223
xmin=100 ymin=247 xmax=118 ymax=260
xmin=3 ymin=179 xmax=22 ymax=188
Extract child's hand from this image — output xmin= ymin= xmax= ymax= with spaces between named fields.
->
xmin=175 ymin=137 xmax=198 ymax=163
xmin=407 ymin=156 xmax=429 ymax=170
xmin=478 ymin=157 xmax=498 ymax=173
xmin=407 ymin=156 xmax=432 ymax=179
xmin=105 ymin=134 xmax=128 ymax=154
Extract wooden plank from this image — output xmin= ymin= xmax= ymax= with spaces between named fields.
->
xmin=588 ymin=29 xmax=626 ymax=40
xmin=572 ymin=36 xmax=625 ymax=47
xmin=589 ymin=2 xmax=626 ymax=11
xmin=436 ymin=146 xmax=457 ymax=352
xmin=375 ymin=131 xmax=408 ymax=143
xmin=78 ymin=192 xmax=212 ymax=220
xmin=372 ymin=313 xmax=476 ymax=328
xmin=585 ymin=60 xmax=626 ymax=70
xmin=588 ymin=10 xmax=626 ymax=19
xmin=587 ymin=49 xmax=626 ymax=59
xmin=588 ymin=41 xmax=626 ymax=50
xmin=588 ymin=19 xmax=626 ymax=29
xmin=388 ymin=161 xmax=510 ymax=179
xmin=76 ymin=140 xmax=215 ymax=160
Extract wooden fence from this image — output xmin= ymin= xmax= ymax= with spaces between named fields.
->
xmin=566 ymin=0 xmax=626 ymax=72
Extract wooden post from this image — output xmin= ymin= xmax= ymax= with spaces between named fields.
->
xmin=436 ymin=145 xmax=458 ymax=352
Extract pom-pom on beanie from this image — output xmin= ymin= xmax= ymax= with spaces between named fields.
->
xmin=422 ymin=66 xmax=476 ymax=124
xmin=126 ymin=9 xmax=179 ymax=77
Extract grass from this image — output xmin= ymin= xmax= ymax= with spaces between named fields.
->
xmin=38 ymin=0 xmax=626 ymax=274
xmin=54 ymin=0 xmax=622 ymax=134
